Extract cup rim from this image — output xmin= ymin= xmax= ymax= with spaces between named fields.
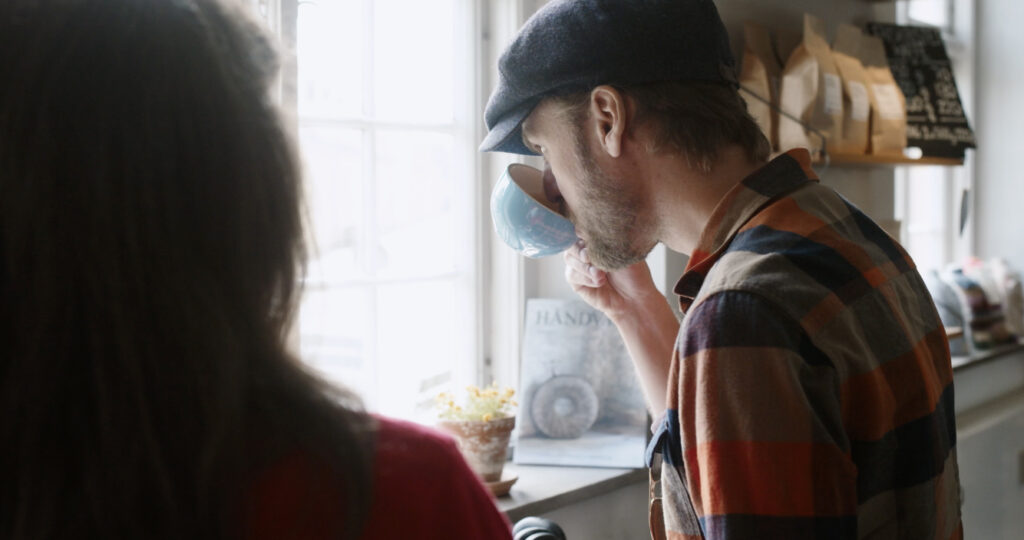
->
xmin=506 ymin=163 xmax=572 ymax=223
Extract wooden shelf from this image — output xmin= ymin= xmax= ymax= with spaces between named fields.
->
xmin=816 ymin=152 xmax=965 ymax=167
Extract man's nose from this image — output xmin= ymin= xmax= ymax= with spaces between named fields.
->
xmin=542 ymin=164 xmax=563 ymax=205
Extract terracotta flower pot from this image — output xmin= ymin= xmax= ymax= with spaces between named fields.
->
xmin=438 ymin=416 xmax=515 ymax=482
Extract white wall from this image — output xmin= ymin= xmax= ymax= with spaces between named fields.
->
xmin=975 ymin=0 xmax=1024 ymax=273
xmin=937 ymin=3 xmax=1024 ymax=535
xmin=955 ymin=361 xmax=1024 ymax=540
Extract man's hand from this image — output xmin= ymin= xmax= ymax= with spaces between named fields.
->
xmin=563 ymin=240 xmax=679 ymax=413
xmin=562 ymin=241 xmax=662 ymax=323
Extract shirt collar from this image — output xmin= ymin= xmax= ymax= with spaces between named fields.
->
xmin=673 ymin=149 xmax=819 ymax=311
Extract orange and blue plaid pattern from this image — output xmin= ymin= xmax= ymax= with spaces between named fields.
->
xmin=647 ymin=149 xmax=962 ymax=539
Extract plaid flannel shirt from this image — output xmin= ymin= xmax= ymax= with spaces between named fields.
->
xmin=646 ymin=149 xmax=962 ymax=540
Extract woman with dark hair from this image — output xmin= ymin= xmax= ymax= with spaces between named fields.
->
xmin=0 ymin=0 xmax=511 ymax=538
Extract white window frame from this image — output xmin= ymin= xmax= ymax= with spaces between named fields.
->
xmin=481 ymin=0 xmax=536 ymax=404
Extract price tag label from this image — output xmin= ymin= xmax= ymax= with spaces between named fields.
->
xmin=872 ymin=83 xmax=905 ymax=120
xmin=848 ymin=81 xmax=870 ymax=121
xmin=823 ymin=73 xmax=843 ymax=115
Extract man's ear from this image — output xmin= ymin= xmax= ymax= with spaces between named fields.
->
xmin=589 ymin=86 xmax=627 ymax=159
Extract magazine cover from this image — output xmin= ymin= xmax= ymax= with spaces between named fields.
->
xmin=515 ymin=298 xmax=648 ymax=468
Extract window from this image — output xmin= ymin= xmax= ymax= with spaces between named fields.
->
xmin=292 ymin=0 xmax=483 ymax=422
xmin=894 ymin=0 xmax=975 ymax=272
xmin=906 ymin=0 xmax=952 ymax=31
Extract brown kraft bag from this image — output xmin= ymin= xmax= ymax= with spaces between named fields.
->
xmin=858 ymin=33 xmax=908 ymax=156
xmin=779 ymin=14 xmax=844 ymax=156
xmin=739 ymin=22 xmax=781 ymax=152
xmin=831 ymin=24 xmax=872 ymax=154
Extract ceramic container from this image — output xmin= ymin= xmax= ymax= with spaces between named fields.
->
xmin=438 ymin=415 xmax=516 ymax=482
xmin=490 ymin=163 xmax=578 ymax=258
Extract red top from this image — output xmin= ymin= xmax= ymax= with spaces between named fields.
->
xmin=245 ymin=416 xmax=513 ymax=539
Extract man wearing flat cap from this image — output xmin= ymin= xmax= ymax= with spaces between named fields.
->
xmin=481 ymin=1 xmax=963 ymax=539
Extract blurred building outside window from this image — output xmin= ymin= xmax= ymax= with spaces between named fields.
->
xmin=291 ymin=0 xmax=483 ymax=422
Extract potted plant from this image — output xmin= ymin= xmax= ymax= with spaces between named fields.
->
xmin=435 ymin=383 xmax=517 ymax=492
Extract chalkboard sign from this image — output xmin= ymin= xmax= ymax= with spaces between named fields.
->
xmin=866 ymin=23 xmax=976 ymax=159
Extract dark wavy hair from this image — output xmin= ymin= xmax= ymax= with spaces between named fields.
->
xmin=0 ymin=0 xmax=372 ymax=537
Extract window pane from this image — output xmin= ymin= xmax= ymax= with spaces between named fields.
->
xmin=300 ymin=286 xmax=375 ymax=398
xmin=374 ymin=279 xmax=463 ymax=420
xmin=373 ymin=130 xmax=457 ymax=279
xmin=299 ymin=126 xmax=365 ymax=283
xmin=295 ymin=0 xmax=477 ymax=423
xmin=297 ymin=0 xmax=364 ymax=119
xmin=372 ymin=0 xmax=455 ymax=123
xmin=908 ymin=0 xmax=951 ymax=30
xmin=904 ymin=167 xmax=950 ymax=272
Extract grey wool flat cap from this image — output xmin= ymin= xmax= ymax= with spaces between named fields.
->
xmin=480 ymin=0 xmax=737 ymax=156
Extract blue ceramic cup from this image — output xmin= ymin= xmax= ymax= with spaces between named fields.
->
xmin=490 ymin=163 xmax=578 ymax=258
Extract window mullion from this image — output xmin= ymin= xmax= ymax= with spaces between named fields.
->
xmin=361 ymin=0 xmax=381 ymax=410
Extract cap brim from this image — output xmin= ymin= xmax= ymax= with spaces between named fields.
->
xmin=478 ymin=100 xmax=540 ymax=156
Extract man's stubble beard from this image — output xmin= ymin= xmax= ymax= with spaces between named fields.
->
xmin=569 ymin=132 xmax=656 ymax=271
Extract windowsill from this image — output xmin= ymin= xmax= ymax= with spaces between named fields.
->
xmin=951 ymin=338 xmax=1024 ymax=372
xmin=952 ymin=338 xmax=1024 ymax=415
xmin=496 ymin=463 xmax=647 ymax=523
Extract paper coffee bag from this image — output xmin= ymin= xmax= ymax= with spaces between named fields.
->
xmin=858 ymin=34 xmax=907 ymax=156
xmin=779 ymin=14 xmax=843 ymax=156
xmin=739 ymin=22 xmax=781 ymax=151
xmin=831 ymin=24 xmax=871 ymax=154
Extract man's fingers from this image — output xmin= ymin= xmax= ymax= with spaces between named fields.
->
xmin=564 ymin=240 xmax=608 ymax=288
xmin=564 ymin=251 xmax=606 ymax=288
xmin=565 ymin=263 xmax=585 ymax=289
xmin=579 ymin=246 xmax=591 ymax=264
xmin=564 ymin=249 xmax=590 ymax=276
